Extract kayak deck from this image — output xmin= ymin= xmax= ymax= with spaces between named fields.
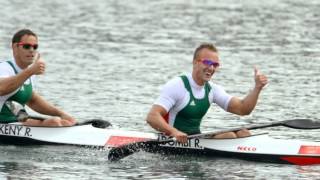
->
xmin=140 ymin=134 xmax=320 ymax=165
xmin=0 ymin=122 xmax=157 ymax=147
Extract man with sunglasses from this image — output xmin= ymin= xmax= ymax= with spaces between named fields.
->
xmin=0 ymin=29 xmax=76 ymax=126
xmin=146 ymin=43 xmax=268 ymax=143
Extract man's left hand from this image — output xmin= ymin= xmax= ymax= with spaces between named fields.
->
xmin=254 ymin=66 xmax=268 ymax=90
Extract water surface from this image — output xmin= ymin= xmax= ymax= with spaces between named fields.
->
xmin=0 ymin=0 xmax=320 ymax=179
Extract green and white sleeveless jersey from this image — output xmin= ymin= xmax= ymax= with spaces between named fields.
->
xmin=154 ymin=73 xmax=232 ymax=135
xmin=0 ymin=60 xmax=35 ymax=122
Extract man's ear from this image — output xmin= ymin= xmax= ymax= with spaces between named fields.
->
xmin=12 ymin=43 xmax=17 ymax=50
xmin=12 ymin=43 xmax=19 ymax=56
xmin=192 ymin=59 xmax=198 ymax=66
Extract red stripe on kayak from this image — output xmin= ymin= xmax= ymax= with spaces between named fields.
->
xmin=106 ymin=136 xmax=150 ymax=147
xmin=280 ymin=156 xmax=320 ymax=165
xmin=299 ymin=145 xmax=320 ymax=154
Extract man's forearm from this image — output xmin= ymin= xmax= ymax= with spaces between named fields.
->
xmin=241 ymin=87 xmax=262 ymax=115
xmin=0 ymin=69 xmax=33 ymax=96
xmin=147 ymin=114 xmax=178 ymax=135
xmin=27 ymin=93 xmax=64 ymax=117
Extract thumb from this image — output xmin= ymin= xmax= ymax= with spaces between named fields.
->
xmin=254 ymin=65 xmax=260 ymax=76
xmin=34 ymin=53 xmax=41 ymax=62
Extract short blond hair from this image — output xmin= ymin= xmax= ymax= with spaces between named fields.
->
xmin=193 ymin=43 xmax=218 ymax=61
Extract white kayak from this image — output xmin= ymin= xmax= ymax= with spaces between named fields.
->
xmin=0 ymin=121 xmax=156 ymax=147
xmin=1 ymin=120 xmax=320 ymax=165
xmin=147 ymin=133 xmax=320 ymax=165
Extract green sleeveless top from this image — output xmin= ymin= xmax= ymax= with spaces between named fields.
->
xmin=0 ymin=61 xmax=33 ymax=123
xmin=173 ymin=75 xmax=211 ymax=135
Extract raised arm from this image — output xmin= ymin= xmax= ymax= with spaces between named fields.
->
xmin=0 ymin=69 xmax=33 ymax=96
xmin=227 ymin=66 xmax=268 ymax=115
xmin=0 ymin=55 xmax=45 ymax=96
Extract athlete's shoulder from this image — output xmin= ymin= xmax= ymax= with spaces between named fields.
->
xmin=208 ymin=82 xmax=231 ymax=98
xmin=163 ymin=76 xmax=184 ymax=89
xmin=0 ymin=60 xmax=10 ymax=67
xmin=158 ymin=75 xmax=187 ymax=101
xmin=0 ymin=60 xmax=15 ymax=68
xmin=208 ymin=82 xmax=224 ymax=90
xmin=0 ymin=61 xmax=15 ymax=77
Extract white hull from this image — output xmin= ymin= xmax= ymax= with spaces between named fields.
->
xmin=0 ymin=122 xmax=157 ymax=147
xmin=1 ymin=122 xmax=320 ymax=165
xmin=149 ymin=134 xmax=320 ymax=165
xmin=159 ymin=133 xmax=320 ymax=156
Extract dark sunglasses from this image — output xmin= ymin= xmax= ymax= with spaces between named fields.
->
xmin=201 ymin=59 xmax=220 ymax=68
xmin=17 ymin=42 xmax=38 ymax=50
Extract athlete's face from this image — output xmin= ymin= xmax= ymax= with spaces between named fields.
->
xmin=193 ymin=48 xmax=220 ymax=85
xmin=13 ymin=35 xmax=38 ymax=68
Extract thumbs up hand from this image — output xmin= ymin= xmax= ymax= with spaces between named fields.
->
xmin=29 ymin=53 xmax=45 ymax=75
xmin=254 ymin=66 xmax=268 ymax=90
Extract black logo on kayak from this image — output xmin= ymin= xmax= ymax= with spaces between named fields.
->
xmin=157 ymin=134 xmax=203 ymax=149
xmin=0 ymin=124 xmax=32 ymax=137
